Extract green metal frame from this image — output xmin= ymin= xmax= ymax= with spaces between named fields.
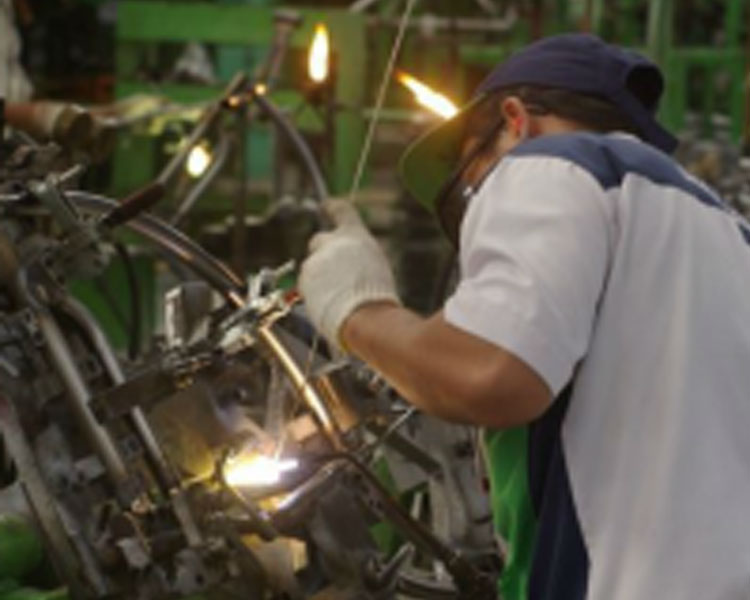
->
xmin=525 ymin=0 xmax=749 ymax=142
xmin=115 ymin=1 xmax=367 ymax=195
xmin=647 ymin=0 xmax=747 ymax=141
xmin=113 ymin=0 xmax=748 ymax=198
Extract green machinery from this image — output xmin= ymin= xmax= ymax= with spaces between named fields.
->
xmin=112 ymin=0 xmax=748 ymax=201
xmin=646 ymin=0 xmax=748 ymax=142
xmin=114 ymin=0 xmax=367 ymax=197
xmin=1 ymin=1 xmax=748 ymax=595
xmin=79 ymin=0 xmax=750 ymax=365
xmin=575 ymin=0 xmax=747 ymax=141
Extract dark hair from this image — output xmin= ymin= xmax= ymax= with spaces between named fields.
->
xmin=464 ymin=85 xmax=643 ymax=140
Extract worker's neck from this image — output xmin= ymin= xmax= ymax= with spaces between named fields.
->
xmin=532 ymin=114 xmax=587 ymax=136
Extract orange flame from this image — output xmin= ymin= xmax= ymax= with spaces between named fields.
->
xmin=308 ymin=24 xmax=330 ymax=84
xmin=397 ymin=71 xmax=459 ymax=119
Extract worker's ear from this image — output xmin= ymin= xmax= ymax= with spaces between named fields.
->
xmin=500 ymin=96 xmax=531 ymax=141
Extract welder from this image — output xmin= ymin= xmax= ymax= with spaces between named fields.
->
xmin=299 ymin=33 xmax=750 ymax=599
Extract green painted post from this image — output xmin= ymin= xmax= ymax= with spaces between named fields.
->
xmin=726 ymin=0 xmax=747 ymax=142
xmin=663 ymin=54 xmax=687 ymax=133
xmin=589 ymin=0 xmax=606 ymax=35
xmin=115 ymin=2 xmax=367 ymax=195
xmin=647 ymin=0 xmax=680 ymax=131
xmin=320 ymin=12 xmax=366 ymax=194
xmin=618 ymin=0 xmax=643 ymax=46
xmin=117 ymin=2 xmax=277 ymax=46
xmin=725 ymin=0 xmax=744 ymax=48
xmin=550 ymin=0 xmax=573 ymax=33
xmin=646 ymin=0 xmax=673 ymax=67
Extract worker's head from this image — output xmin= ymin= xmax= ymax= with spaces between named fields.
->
xmin=399 ymin=33 xmax=677 ymax=246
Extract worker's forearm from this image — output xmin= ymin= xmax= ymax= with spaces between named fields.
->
xmin=340 ymin=303 xmax=496 ymax=424
xmin=340 ymin=302 xmax=551 ymax=427
xmin=341 ymin=302 xmax=443 ymax=414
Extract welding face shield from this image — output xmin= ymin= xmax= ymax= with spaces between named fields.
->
xmin=398 ymin=93 xmax=505 ymax=247
xmin=400 ymin=33 xmax=676 ymax=247
xmin=402 ymin=92 xmax=546 ymax=248
xmin=432 ymin=97 xmax=506 ymax=247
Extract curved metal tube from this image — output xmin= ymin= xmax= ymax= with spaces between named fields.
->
xmin=256 ymin=321 xmax=341 ymax=449
xmin=0 ymin=393 xmax=94 ymax=597
xmin=0 ymin=231 xmax=130 ymax=495
xmin=253 ymin=93 xmax=329 ymax=204
xmin=66 ymin=191 xmax=246 ymax=307
xmin=157 ymin=73 xmax=249 ymax=186
xmin=32 ymin=307 xmax=130 ymax=490
xmin=171 ymin=135 xmax=232 ymax=226
xmin=60 ymin=297 xmax=177 ymax=490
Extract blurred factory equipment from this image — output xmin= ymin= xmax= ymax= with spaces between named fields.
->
xmin=0 ymin=134 xmax=500 ymax=598
xmin=4 ymin=101 xmax=117 ymax=163
xmin=109 ymin=0 xmax=748 ymax=292
xmin=0 ymin=1 xmax=746 ymax=599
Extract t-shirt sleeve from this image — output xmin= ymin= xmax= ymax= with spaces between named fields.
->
xmin=444 ymin=155 xmax=613 ymax=395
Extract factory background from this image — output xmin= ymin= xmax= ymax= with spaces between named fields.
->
xmin=0 ymin=1 xmax=747 ymax=599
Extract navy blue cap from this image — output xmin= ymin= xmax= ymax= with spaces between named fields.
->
xmin=399 ymin=34 xmax=677 ymax=214
xmin=476 ymin=33 xmax=677 ymax=154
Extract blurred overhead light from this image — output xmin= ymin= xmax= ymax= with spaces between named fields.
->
xmin=397 ymin=71 xmax=459 ymax=119
xmin=186 ymin=142 xmax=212 ymax=178
xmin=308 ymin=23 xmax=330 ymax=84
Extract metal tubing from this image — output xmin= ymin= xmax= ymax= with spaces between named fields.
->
xmin=67 ymin=191 xmax=246 ymax=306
xmin=60 ymin=297 xmax=177 ymax=490
xmin=157 ymin=72 xmax=249 ymax=187
xmin=363 ymin=11 xmax=518 ymax=33
xmin=256 ymin=322 xmax=340 ymax=448
xmin=60 ymin=300 xmax=207 ymax=548
xmin=232 ymin=104 xmax=250 ymax=275
xmin=0 ymin=230 xmax=129 ymax=495
xmin=33 ymin=308 xmax=130 ymax=490
xmin=171 ymin=135 xmax=231 ymax=226
xmin=253 ymin=93 xmax=329 ymax=204
xmin=0 ymin=394 xmax=91 ymax=597
xmin=256 ymin=10 xmax=302 ymax=91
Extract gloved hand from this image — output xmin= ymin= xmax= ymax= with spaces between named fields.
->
xmin=299 ymin=198 xmax=400 ymax=349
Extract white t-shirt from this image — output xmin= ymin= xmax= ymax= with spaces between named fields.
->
xmin=445 ymin=131 xmax=750 ymax=599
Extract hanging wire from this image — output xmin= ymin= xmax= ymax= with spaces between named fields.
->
xmin=348 ymin=0 xmax=419 ymax=202
xmin=286 ymin=0 xmax=418 ymax=454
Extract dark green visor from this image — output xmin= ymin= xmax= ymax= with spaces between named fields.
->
xmin=398 ymin=94 xmax=487 ymax=215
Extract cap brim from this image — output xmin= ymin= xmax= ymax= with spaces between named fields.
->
xmin=398 ymin=95 xmax=486 ymax=214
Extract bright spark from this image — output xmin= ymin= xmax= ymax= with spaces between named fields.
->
xmin=397 ymin=71 xmax=459 ymax=119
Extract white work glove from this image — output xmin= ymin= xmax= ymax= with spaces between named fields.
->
xmin=299 ymin=198 xmax=400 ymax=349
